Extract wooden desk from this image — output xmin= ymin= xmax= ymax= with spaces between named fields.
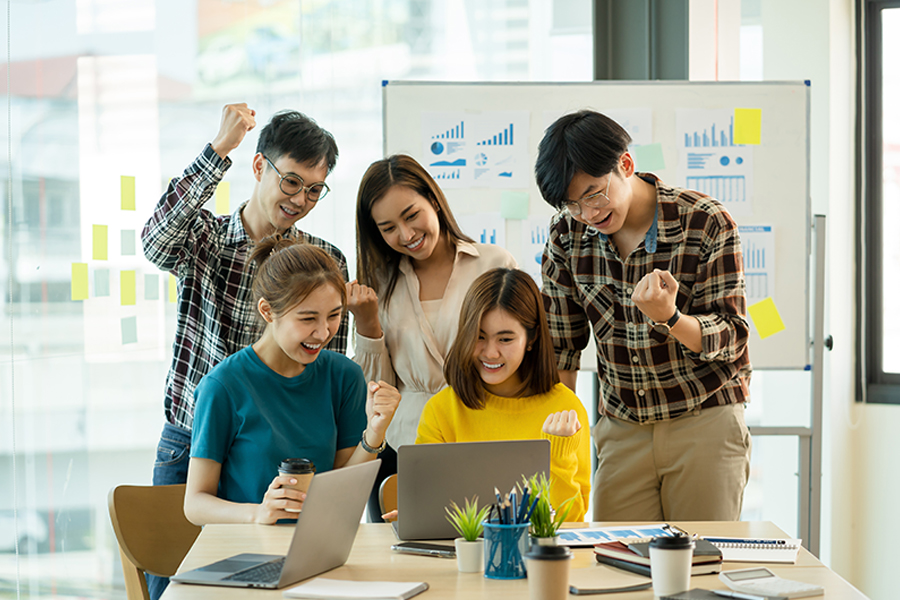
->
xmin=164 ymin=522 xmax=868 ymax=599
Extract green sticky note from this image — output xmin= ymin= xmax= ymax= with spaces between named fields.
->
xmin=121 ymin=316 xmax=138 ymax=345
xmin=168 ymin=273 xmax=178 ymax=303
xmin=95 ymin=269 xmax=110 ymax=297
xmin=632 ymin=143 xmax=666 ymax=171
xmin=500 ymin=191 xmax=529 ymax=220
xmin=144 ymin=274 xmax=160 ymax=301
xmin=121 ymin=229 xmax=136 ymax=256
xmin=734 ymin=108 xmax=762 ymax=145
xmin=71 ymin=263 xmax=89 ymax=301
xmin=748 ymin=297 xmax=786 ymax=339
xmin=93 ymin=224 xmax=108 ymax=260
xmin=215 ymin=181 xmax=231 ymax=215
xmin=121 ymin=175 xmax=136 ymax=210
xmin=121 ymin=270 xmax=136 ymax=306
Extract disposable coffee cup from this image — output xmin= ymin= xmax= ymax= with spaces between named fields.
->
xmin=523 ymin=543 xmax=572 ymax=600
xmin=648 ymin=535 xmax=694 ymax=597
xmin=278 ymin=458 xmax=315 ymax=512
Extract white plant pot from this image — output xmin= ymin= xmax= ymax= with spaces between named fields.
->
xmin=454 ymin=538 xmax=484 ymax=573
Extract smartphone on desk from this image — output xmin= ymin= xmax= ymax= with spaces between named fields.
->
xmin=391 ymin=542 xmax=456 ymax=558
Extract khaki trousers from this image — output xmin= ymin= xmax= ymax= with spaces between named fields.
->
xmin=592 ymin=403 xmax=751 ymax=521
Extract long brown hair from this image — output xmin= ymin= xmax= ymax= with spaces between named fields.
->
xmin=249 ymin=234 xmax=347 ymax=327
xmin=355 ymin=154 xmax=473 ymax=306
xmin=444 ymin=268 xmax=560 ymax=409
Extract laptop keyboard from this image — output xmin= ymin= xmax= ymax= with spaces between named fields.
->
xmin=222 ymin=557 xmax=285 ymax=583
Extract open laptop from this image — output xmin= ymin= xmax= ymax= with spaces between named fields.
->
xmin=394 ymin=440 xmax=550 ymax=540
xmin=171 ymin=459 xmax=380 ymax=589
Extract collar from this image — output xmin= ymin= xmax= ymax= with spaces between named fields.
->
xmin=583 ymin=172 xmax=685 ymax=252
xmin=398 ymin=238 xmax=480 ymax=276
xmin=228 ymin=201 xmax=299 ymax=247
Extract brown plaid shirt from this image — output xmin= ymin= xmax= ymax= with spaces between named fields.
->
xmin=541 ymin=173 xmax=751 ymax=424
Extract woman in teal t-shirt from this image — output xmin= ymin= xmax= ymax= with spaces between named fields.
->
xmin=184 ymin=235 xmax=401 ymax=525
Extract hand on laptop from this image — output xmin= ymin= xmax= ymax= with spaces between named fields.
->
xmin=542 ymin=410 xmax=582 ymax=437
xmin=256 ymin=475 xmax=307 ymax=524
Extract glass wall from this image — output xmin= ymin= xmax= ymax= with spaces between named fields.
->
xmin=0 ymin=1 xmax=592 ymax=597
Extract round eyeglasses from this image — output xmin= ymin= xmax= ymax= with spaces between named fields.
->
xmin=263 ymin=155 xmax=330 ymax=201
xmin=563 ymin=175 xmax=611 ymax=218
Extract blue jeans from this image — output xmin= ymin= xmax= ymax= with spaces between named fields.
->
xmin=147 ymin=422 xmax=192 ymax=600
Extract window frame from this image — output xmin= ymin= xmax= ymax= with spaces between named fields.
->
xmin=861 ymin=0 xmax=900 ymax=403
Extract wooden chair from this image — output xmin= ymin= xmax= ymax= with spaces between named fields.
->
xmin=108 ymin=484 xmax=202 ymax=600
xmin=378 ymin=474 xmax=398 ymax=522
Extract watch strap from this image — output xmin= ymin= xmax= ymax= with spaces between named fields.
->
xmin=360 ymin=429 xmax=386 ymax=454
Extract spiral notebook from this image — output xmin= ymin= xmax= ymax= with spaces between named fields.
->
xmin=701 ymin=536 xmax=802 ymax=563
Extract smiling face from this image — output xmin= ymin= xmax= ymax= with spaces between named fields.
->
xmin=369 ymin=185 xmax=444 ymax=265
xmin=245 ymin=152 xmax=329 ymax=239
xmin=259 ymin=283 xmax=343 ymax=376
xmin=474 ymin=307 xmax=530 ymax=397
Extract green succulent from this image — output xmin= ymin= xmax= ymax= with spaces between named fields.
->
xmin=524 ymin=472 xmax=575 ymax=538
xmin=445 ymin=496 xmax=492 ymax=542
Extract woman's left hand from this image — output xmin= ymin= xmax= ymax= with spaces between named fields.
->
xmin=542 ymin=410 xmax=582 ymax=437
xmin=365 ymin=380 xmax=401 ymax=441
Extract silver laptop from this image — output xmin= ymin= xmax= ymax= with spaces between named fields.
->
xmin=394 ymin=440 xmax=550 ymax=540
xmin=171 ymin=459 xmax=380 ymax=589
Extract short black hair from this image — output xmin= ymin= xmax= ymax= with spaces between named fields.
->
xmin=256 ymin=110 xmax=339 ymax=174
xmin=534 ymin=110 xmax=632 ymax=209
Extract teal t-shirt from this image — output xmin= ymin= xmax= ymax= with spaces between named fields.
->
xmin=191 ymin=346 xmax=367 ymax=505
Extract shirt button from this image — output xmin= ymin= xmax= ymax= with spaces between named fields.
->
xmin=632 ymin=356 xmax=639 ymax=363
xmin=638 ymin=389 xmax=646 ymax=397
xmin=626 ymin=287 xmax=634 ymax=295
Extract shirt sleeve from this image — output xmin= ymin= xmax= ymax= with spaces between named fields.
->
xmin=686 ymin=214 xmax=751 ymax=363
xmin=336 ymin=360 xmax=368 ymax=451
xmin=538 ymin=395 xmax=591 ymax=522
xmin=327 ymin=251 xmax=350 ymax=355
xmin=352 ymin=332 xmax=398 ymax=388
xmin=141 ymin=144 xmax=231 ymax=274
xmin=190 ymin=375 xmax=235 ymax=464
xmin=541 ymin=215 xmax=592 ymax=372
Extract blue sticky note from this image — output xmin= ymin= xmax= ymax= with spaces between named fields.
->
xmin=121 ymin=316 xmax=138 ymax=345
xmin=121 ymin=230 xmax=136 ymax=256
xmin=144 ymin=274 xmax=159 ymax=301
xmin=501 ymin=191 xmax=529 ymax=220
xmin=632 ymin=143 xmax=666 ymax=171
xmin=95 ymin=269 xmax=110 ymax=297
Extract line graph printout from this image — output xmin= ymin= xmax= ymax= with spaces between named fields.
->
xmin=676 ymin=109 xmax=755 ymax=216
xmin=738 ymin=224 xmax=775 ymax=305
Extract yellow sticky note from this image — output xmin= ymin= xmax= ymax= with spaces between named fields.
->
xmin=121 ymin=270 xmax=136 ymax=306
xmin=121 ymin=175 xmax=136 ymax=210
xmin=734 ymin=108 xmax=762 ymax=145
xmin=71 ymin=263 xmax=89 ymax=300
xmin=748 ymin=297 xmax=786 ymax=339
xmin=93 ymin=224 xmax=108 ymax=260
xmin=168 ymin=273 xmax=177 ymax=303
xmin=215 ymin=181 xmax=231 ymax=215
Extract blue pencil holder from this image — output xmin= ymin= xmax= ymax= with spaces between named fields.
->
xmin=483 ymin=520 xmax=529 ymax=579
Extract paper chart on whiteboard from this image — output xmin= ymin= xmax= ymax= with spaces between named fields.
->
xmin=676 ymin=108 xmax=754 ymax=217
xmin=738 ymin=224 xmax=775 ymax=305
xmin=522 ymin=217 xmax=550 ymax=286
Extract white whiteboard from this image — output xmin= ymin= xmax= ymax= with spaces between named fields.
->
xmin=383 ymin=81 xmax=810 ymax=370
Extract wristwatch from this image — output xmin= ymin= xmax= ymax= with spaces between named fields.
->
xmin=652 ymin=308 xmax=681 ymax=332
xmin=360 ymin=429 xmax=387 ymax=454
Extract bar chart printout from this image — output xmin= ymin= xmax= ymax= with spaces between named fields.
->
xmin=738 ymin=224 xmax=775 ymax=304
xmin=423 ymin=112 xmax=471 ymax=187
xmin=469 ymin=111 xmax=530 ymax=188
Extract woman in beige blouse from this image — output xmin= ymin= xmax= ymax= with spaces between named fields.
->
xmin=348 ymin=154 xmax=516 ymax=520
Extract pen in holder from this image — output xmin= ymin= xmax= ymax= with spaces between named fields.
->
xmin=483 ymin=520 xmax=529 ymax=579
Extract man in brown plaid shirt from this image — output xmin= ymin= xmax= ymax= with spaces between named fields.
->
xmin=536 ymin=110 xmax=752 ymax=521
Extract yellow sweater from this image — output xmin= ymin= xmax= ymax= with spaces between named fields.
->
xmin=415 ymin=383 xmax=591 ymax=521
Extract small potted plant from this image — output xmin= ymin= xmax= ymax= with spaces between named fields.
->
xmin=445 ymin=496 xmax=491 ymax=573
xmin=525 ymin=473 xmax=574 ymax=546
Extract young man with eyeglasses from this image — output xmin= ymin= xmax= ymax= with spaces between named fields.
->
xmin=536 ymin=110 xmax=752 ymax=522
xmin=141 ymin=103 xmax=347 ymax=600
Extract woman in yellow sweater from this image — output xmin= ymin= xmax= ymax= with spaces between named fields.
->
xmin=415 ymin=268 xmax=591 ymax=521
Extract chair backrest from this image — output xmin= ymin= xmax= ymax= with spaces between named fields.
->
xmin=108 ymin=484 xmax=201 ymax=600
xmin=378 ymin=474 xmax=398 ymax=520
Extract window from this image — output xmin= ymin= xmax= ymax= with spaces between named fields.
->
xmin=862 ymin=0 xmax=900 ymax=403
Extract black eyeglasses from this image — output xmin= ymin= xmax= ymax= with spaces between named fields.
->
xmin=263 ymin=155 xmax=330 ymax=201
xmin=562 ymin=175 xmax=611 ymax=218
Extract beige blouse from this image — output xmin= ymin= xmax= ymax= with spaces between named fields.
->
xmin=353 ymin=241 xmax=517 ymax=448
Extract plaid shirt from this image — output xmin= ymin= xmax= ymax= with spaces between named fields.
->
xmin=542 ymin=173 xmax=751 ymax=424
xmin=142 ymin=144 xmax=349 ymax=431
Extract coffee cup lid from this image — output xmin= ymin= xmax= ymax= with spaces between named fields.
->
xmin=279 ymin=458 xmax=315 ymax=473
xmin=649 ymin=535 xmax=694 ymax=550
xmin=524 ymin=544 xmax=573 ymax=561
